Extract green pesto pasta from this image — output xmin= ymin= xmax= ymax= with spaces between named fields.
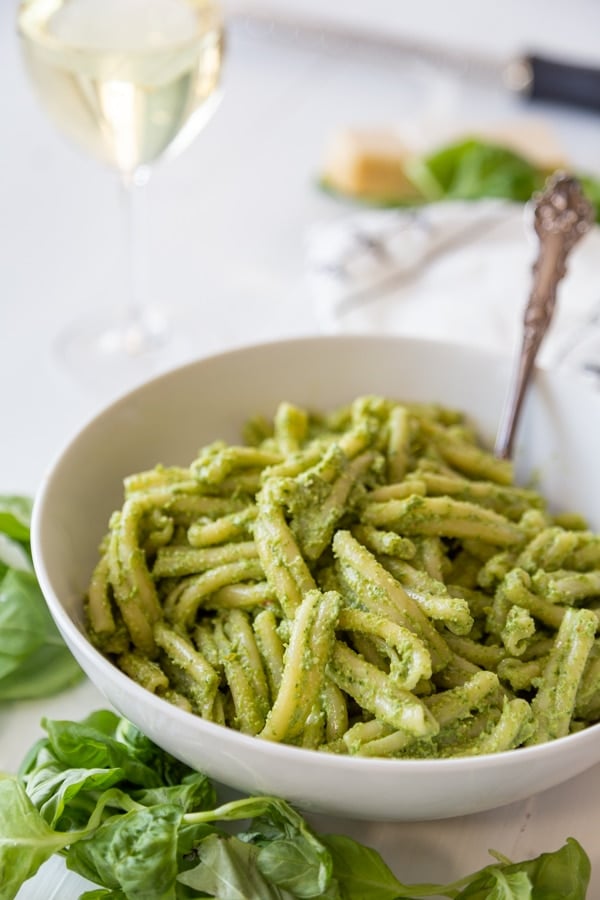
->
xmin=84 ymin=394 xmax=600 ymax=758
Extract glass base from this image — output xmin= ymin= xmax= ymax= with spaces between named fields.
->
xmin=94 ymin=308 xmax=168 ymax=356
xmin=54 ymin=306 xmax=192 ymax=395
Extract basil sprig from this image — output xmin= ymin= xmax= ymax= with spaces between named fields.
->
xmin=0 ymin=710 xmax=591 ymax=899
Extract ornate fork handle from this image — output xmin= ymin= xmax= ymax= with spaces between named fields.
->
xmin=494 ymin=173 xmax=595 ymax=459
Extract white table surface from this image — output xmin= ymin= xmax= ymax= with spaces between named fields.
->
xmin=2 ymin=1 xmax=600 ymax=894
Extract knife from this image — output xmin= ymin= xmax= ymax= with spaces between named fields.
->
xmin=231 ymin=9 xmax=600 ymax=113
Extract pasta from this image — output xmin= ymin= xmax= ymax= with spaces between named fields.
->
xmin=84 ymin=395 xmax=600 ymax=758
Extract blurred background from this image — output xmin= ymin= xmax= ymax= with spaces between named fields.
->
xmin=232 ymin=0 xmax=600 ymax=64
xmin=2 ymin=0 xmax=600 ymax=489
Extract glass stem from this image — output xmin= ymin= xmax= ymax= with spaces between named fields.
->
xmin=119 ymin=166 xmax=154 ymax=354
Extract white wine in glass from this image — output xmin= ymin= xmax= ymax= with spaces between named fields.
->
xmin=17 ymin=0 xmax=224 ymax=376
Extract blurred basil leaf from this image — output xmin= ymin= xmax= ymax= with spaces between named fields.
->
xmin=0 ymin=495 xmax=83 ymax=702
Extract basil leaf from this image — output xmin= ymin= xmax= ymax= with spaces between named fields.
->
xmin=0 ymin=643 xmax=83 ymax=701
xmin=0 ymin=560 xmax=83 ymax=701
xmin=24 ymin=759 xmax=125 ymax=829
xmin=41 ymin=718 xmax=175 ymax=788
xmin=0 ymin=570 xmax=47 ymax=658
xmin=321 ymin=833 xmax=414 ymax=899
xmin=506 ymin=837 xmax=590 ymax=899
xmin=412 ymin=139 xmax=546 ymax=204
xmin=436 ymin=839 xmax=590 ymax=900
xmin=0 ymin=775 xmax=91 ymax=897
xmin=187 ymin=795 xmax=333 ymax=897
xmin=257 ymin=837 xmax=333 ymax=899
xmin=66 ymin=803 xmax=183 ymax=899
xmin=0 ymin=495 xmax=32 ymax=543
xmin=100 ymin=713 xmax=197 ymax=787
xmin=0 ymin=569 xmax=83 ymax=699
xmin=132 ymin=771 xmax=216 ymax=814
xmin=178 ymin=832 xmax=294 ymax=899
xmin=453 ymin=869 xmax=532 ymax=899
xmin=0 ymin=532 xmax=32 ymax=573
xmin=80 ymin=709 xmax=122 ymax=736
xmin=0 ymin=649 xmax=25 ymax=680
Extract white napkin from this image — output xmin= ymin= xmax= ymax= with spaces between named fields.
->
xmin=306 ymin=200 xmax=600 ymax=386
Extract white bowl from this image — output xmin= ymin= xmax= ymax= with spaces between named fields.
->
xmin=32 ymin=335 xmax=600 ymax=821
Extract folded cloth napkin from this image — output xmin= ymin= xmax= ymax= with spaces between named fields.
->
xmin=306 ymin=199 xmax=600 ymax=386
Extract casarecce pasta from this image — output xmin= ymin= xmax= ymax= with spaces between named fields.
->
xmin=84 ymin=395 xmax=600 ymax=757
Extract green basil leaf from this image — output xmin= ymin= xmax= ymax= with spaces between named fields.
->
xmin=437 ymin=839 xmax=590 ymax=900
xmin=257 ymin=837 xmax=332 ymax=899
xmin=416 ymin=139 xmax=546 ymax=203
xmin=52 ymin=710 xmax=194 ymax=787
xmin=0 ymin=775 xmax=87 ymax=899
xmin=0 ymin=568 xmax=83 ymax=700
xmin=187 ymin=795 xmax=332 ymax=897
xmin=0 ymin=643 xmax=83 ymax=700
xmin=0 ymin=649 xmax=24 ymax=680
xmin=41 ymin=719 xmax=173 ymax=788
xmin=507 ymin=837 xmax=590 ymax=899
xmin=177 ymin=820 xmax=220 ymax=869
xmin=321 ymin=833 xmax=414 ymax=900
xmin=0 ymin=532 xmax=32 ymax=573
xmin=0 ymin=495 xmax=32 ymax=543
xmin=79 ymin=709 xmax=122 ymax=735
xmin=0 ymin=570 xmax=47 ymax=658
xmin=24 ymin=760 xmax=125 ymax=829
xmin=132 ymin=771 xmax=216 ymax=814
xmin=178 ymin=832 xmax=293 ymax=899
xmin=453 ymin=868 xmax=532 ymax=899
xmin=66 ymin=803 xmax=182 ymax=899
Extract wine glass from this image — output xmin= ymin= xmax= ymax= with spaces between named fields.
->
xmin=17 ymin=0 xmax=224 ymax=383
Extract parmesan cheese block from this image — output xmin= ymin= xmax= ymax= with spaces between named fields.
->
xmin=321 ymin=127 xmax=423 ymax=201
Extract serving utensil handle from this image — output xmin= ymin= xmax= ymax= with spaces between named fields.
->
xmin=517 ymin=54 xmax=600 ymax=113
xmin=494 ymin=173 xmax=594 ymax=460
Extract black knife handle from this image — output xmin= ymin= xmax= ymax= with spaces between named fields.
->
xmin=517 ymin=54 xmax=600 ymax=112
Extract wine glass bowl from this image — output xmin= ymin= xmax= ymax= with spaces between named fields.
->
xmin=17 ymin=0 xmax=224 ymax=378
xmin=18 ymin=0 xmax=224 ymax=174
